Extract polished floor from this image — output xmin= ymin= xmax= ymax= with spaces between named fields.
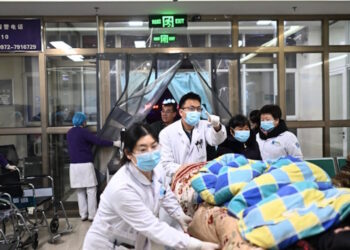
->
xmin=38 ymin=217 xmax=91 ymax=250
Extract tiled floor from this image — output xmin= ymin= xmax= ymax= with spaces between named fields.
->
xmin=37 ymin=217 xmax=91 ymax=250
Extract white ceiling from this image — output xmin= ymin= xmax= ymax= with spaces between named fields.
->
xmin=0 ymin=0 xmax=350 ymax=16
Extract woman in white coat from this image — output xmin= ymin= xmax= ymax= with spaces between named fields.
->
xmin=256 ymin=104 xmax=303 ymax=161
xmin=83 ymin=123 xmax=219 ymax=250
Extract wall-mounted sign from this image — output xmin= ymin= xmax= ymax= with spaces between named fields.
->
xmin=153 ymin=35 xmax=176 ymax=44
xmin=0 ymin=79 xmax=13 ymax=105
xmin=0 ymin=19 xmax=41 ymax=52
xmin=149 ymin=15 xmax=187 ymax=28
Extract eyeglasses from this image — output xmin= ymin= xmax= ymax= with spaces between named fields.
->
xmin=181 ymin=106 xmax=202 ymax=112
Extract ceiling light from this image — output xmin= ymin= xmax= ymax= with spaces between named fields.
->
xmin=134 ymin=41 xmax=146 ymax=48
xmin=50 ymin=41 xmax=84 ymax=62
xmin=50 ymin=41 xmax=72 ymax=50
xmin=67 ymin=55 xmax=84 ymax=62
xmin=256 ymin=20 xmax=272 ymax=26
xmin=128 ymin=21 xmax=144 ymax=27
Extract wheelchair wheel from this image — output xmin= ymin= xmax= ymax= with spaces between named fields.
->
xmin=50 ymin=215 xmax=59 ymax=234
xmin=32 ymin=232 xmax=38 ymax=249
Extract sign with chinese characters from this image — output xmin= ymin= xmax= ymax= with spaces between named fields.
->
xmin=153 ymin=34 xmax=176 ymax=44
xmin=0 ymin=19 xmax=41 ymax=51
xmin=149 ymin=15 xmax=187 ymax=28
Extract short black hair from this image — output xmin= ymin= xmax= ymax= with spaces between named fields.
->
xmin=120 ymin=123 xmax=158 ymax=165
xmin=249 ymin=110 xmax=260 ymax=124
xmin=163 ymin=103 xmax=177 ymax=112
xmin=260 ymin=104 xmax=282 ymax=119
xmin=179 ymin=92 xmax=201 ymax=109
xmin=228 ymin=114 xmax=250 ymax=130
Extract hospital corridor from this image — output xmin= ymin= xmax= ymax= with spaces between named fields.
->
xmin=2 ymin=0 xmax=350 ymax=250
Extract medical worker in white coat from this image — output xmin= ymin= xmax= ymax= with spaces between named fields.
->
xmin=159 ymin=92 xmax=226 ymax=177
xmin=83 ymin=123 xmax=219 ymax=250
xmin=256 ymin=104 xmax=303 ymax=161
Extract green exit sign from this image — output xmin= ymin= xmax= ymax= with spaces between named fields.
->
xmin=153 ymin=35 xmax=176 ymax=44
xmin=149 ymin=15 xmax=187 ymax=28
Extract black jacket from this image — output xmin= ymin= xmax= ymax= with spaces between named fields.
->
xmin=217 ymin=130 xmax=262 ymax=160
xmin=150 ymin=120 xmax=166 ymax=138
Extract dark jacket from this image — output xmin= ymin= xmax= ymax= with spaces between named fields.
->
xmin=0 ymin=153 xmax=8 ymax=169
xmin=150 ymin=120 xmax=166 ymax=138
xmin=67 ymin=127 xmax=113 ymax=164
xmin=217 ymin=130 xmax=262 ymax=160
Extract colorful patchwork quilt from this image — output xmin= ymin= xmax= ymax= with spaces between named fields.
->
xmin=190 ymin=153 xmax=350 ymax=249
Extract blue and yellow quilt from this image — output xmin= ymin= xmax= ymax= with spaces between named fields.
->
xmin=190 ymin=154 xmax=350 ymax=249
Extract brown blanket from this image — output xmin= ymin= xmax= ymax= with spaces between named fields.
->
xmin=188 ymin=204 xmax=262 ymax=250
xmin=171 ymin=162 xmax=206 ymax=216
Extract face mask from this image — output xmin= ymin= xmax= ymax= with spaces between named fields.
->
xmin=261 ymin=120 xmax=275 ymax=132
xmin=134 ymin=150 xmax=161 ymax=172
xmin=184 ymin=111 xmax=201 ymax=126
xmin=234 ymin=130 xmax=250 ymax=143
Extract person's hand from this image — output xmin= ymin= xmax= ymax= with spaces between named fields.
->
xmin=205 ymin=111 xmax=221 ymax=129
xmin=113 ymin=140 xmax=121 ymax=147
xmin=5 ymin=164 xmax=17 ymax=171
xmin=178 ymin=214 xmax=192 ymax=232
xmin=188 ymin=237 xmax=220 ymax=250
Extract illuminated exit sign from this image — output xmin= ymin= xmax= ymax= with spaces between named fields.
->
xmin=149 ymin=15 xmax=187 ymax=28
xmin=153 ymin=34 xmax=176 ymax=44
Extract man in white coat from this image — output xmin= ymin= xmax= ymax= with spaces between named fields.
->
xmin=159 ymin=92 xmax=227 ymax=178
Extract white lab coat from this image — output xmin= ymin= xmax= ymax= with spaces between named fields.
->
xmin=159 ymin=119 xmax=226 ymax=177
xmin=256 ymin=131 xmax=303 ymax=161
xmin=83 ymin=162 xmax=190 ymax=250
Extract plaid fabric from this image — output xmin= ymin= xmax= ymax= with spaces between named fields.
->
xmin=227 ymin=160 xmax=331 ymax=218
xmin=267 ymin=155 xmax=304 ymax=171
xmin=214 ymin=161 xmax=269 ymax=205
xmin=238 ymin=181 xmax=350 ymax=249
xmin=192 ymin=154 xmax=255 ymax=205
xmin=203 ymin=153 xmax=251 ymax=175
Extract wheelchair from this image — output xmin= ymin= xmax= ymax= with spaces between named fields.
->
xmin=0 ymin=192 xmax=38 ymax=249
xmin=0 ymin=144 xmax=73 ymax=248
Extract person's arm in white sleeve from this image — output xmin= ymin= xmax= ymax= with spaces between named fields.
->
xmin=159 ymin=129 xmax=181 ymax=178
xmin=285 ymin=132 xmax=303 ymax=160
xmin=160 ymin=182 xmax=192 ymax=231
xmin=113 ymin=188 xmax=219 ymax=250
xmin=204 ymin=120 xmax=227 ymax=147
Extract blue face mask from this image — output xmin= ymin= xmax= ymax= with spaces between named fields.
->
xmin=134 ymin=150 xmax=161 ymax=172
xmin=234 ymin=130 xmax=250 ymax=143
xmin=185 ymin=111 xmax=201 ymax=126
xmin=261 ymin=120 xmax=275 ymax=132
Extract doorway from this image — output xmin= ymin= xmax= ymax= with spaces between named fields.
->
xmin=95 ymin=52 xmax=239 ymax=179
